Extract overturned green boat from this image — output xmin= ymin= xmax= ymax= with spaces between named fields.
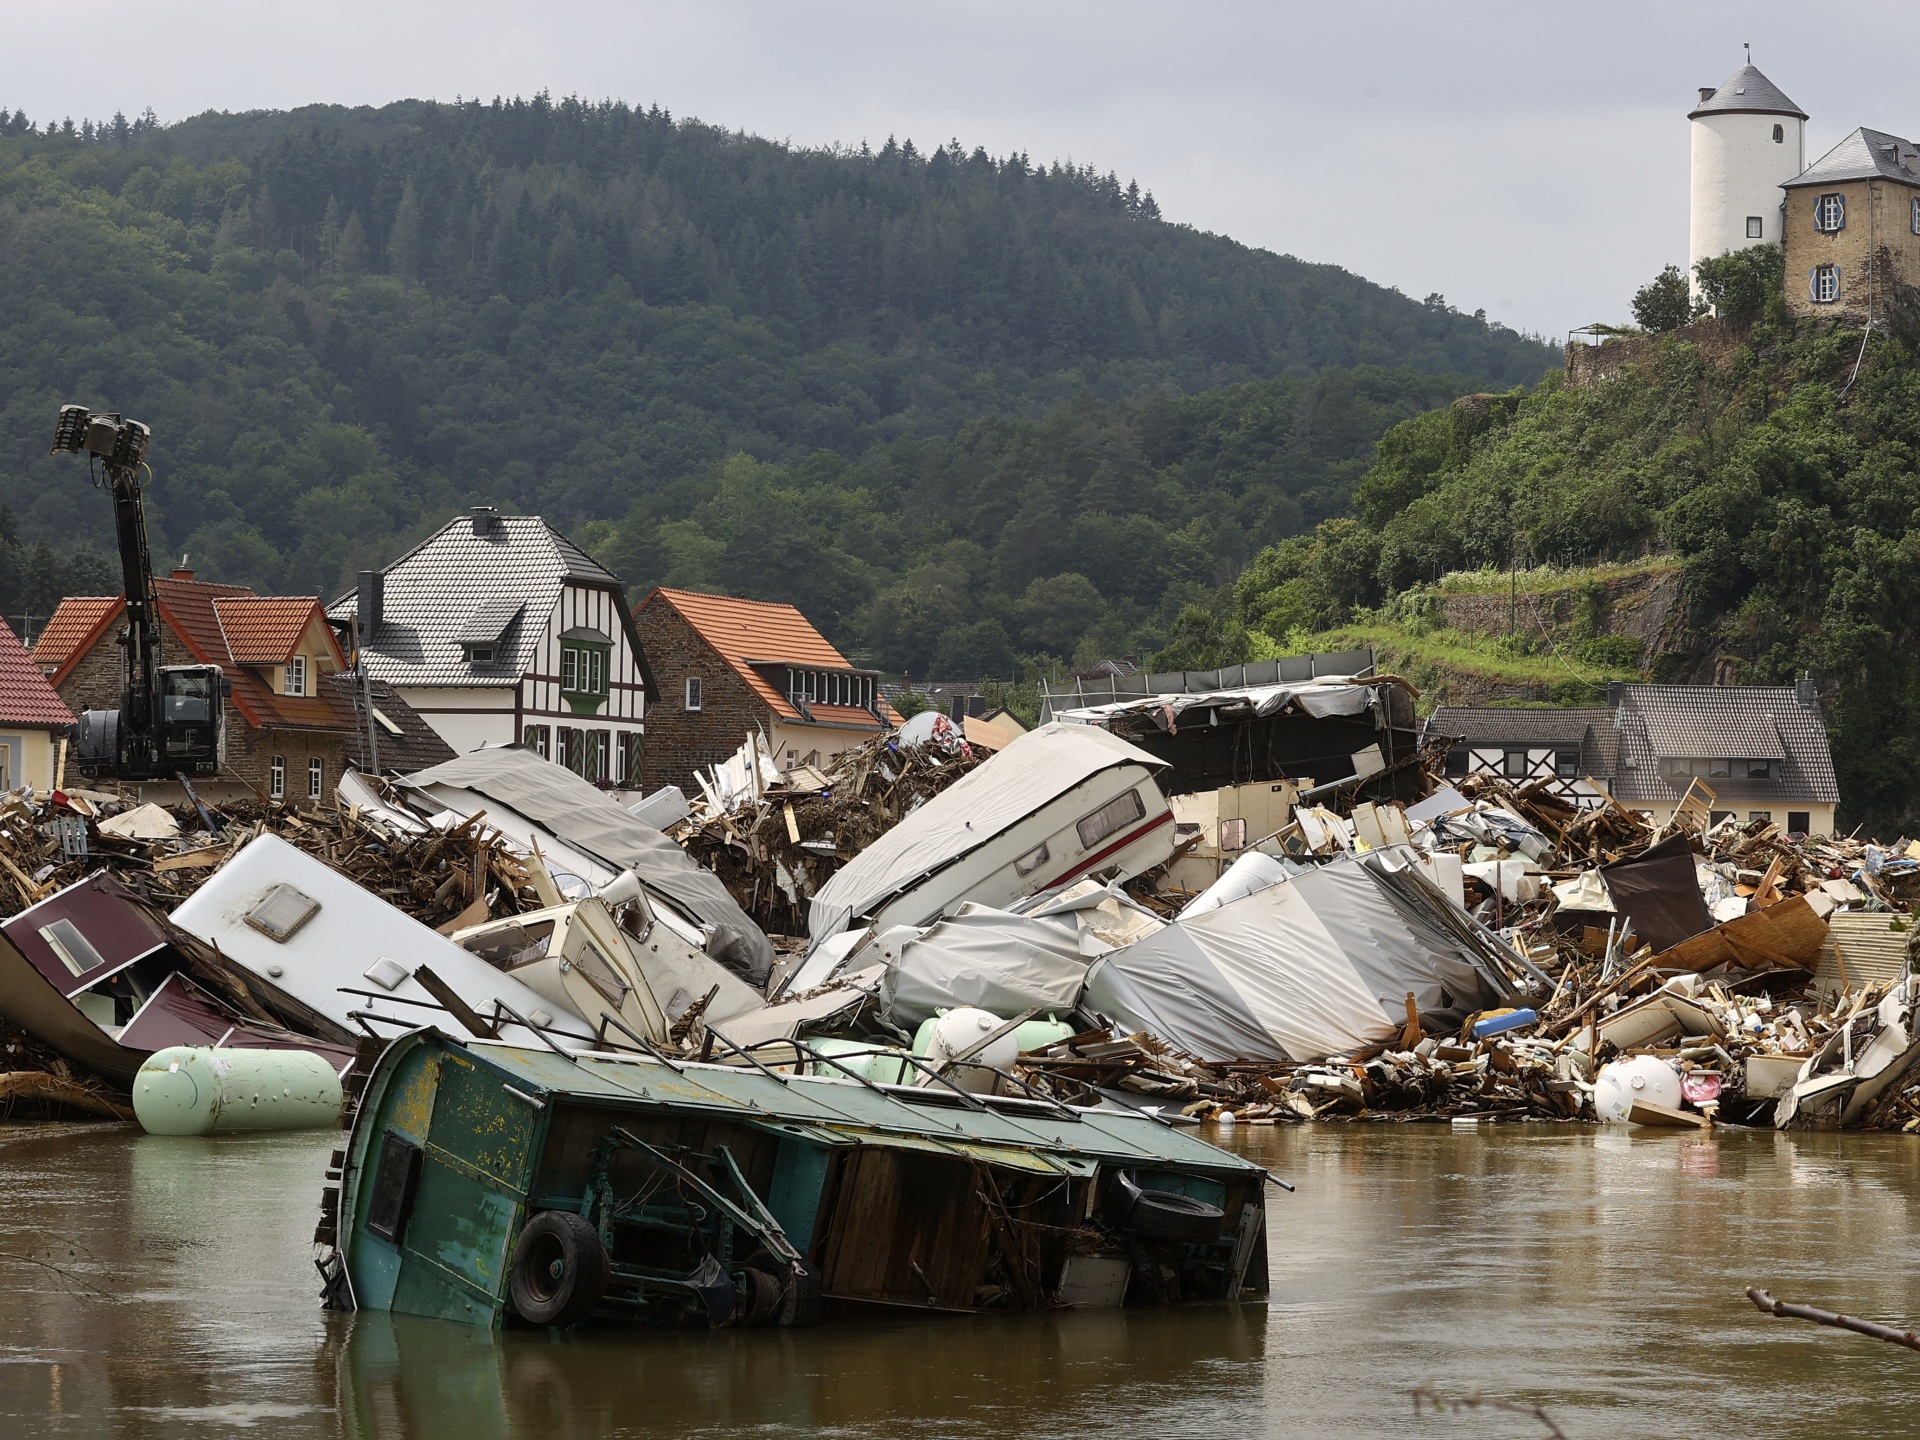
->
xmin=317 ymin=1030 xmax=1272 ymax=1329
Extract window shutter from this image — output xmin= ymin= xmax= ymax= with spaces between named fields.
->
xmin=1809 ymin=268 xmax=1819 ymax=302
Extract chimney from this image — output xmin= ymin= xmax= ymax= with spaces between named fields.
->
xmin=172 ymin=551 xmax=193 ymax=581
xmin=950 ymin=695 xmax=966 ymax=723
xmin=1697 ymin=86 xmax=1715 ymax=104
xmin=357 ymin=570 xmax=384 ymax=642
xmin=470 ymin=505 xmax=500 ymax=537
xmin=1606 ymin=681 xmax=1626 ymax=707
xmin=1796 ymin=671 xmax=1818 ymax=709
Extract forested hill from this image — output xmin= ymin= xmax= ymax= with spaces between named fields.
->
xmin=0 ymin=96 xmax=1553 ymax=624
xmin=1229 ymin=309 xmax=1920 ymax=833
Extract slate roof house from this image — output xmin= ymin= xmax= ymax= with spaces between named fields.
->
xmin=633 ymin=587 xmax=900 ymax=792
xmin=0 ymin=618 xmax=76 ymax=793
xmin=1426 ymin=679 xmax=1839 ymax=835
xmin=31 ymin=567 xmax=450 ymax=802
xmin=329 ymin=508 xmax=655 ymax=788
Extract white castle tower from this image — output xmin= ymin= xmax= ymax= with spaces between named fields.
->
xmin=1689 ymin=58 xmax=1807 ymax=296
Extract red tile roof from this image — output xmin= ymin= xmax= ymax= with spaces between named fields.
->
xmin=213 ymin=596 xmax=330 ymax=665
xmin=0 ymin=618 xmax=77 ymax=729
xmin=30 ymin=597 xmax=124 ymax=686
xmin=638 ymin=588 xmax=900 ymax=728
xmin=152 ymin=579 xmax=353 ymax=733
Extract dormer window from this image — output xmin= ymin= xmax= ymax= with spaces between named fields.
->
xmin=465 ymin=644 xmax=495 ymax=665
xmin=285 ymin=655 xmax=307 ymax=696
xmin=1814 ymin=193 xmax=1845 ymax=233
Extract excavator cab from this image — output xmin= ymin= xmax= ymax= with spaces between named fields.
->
xmin=160 ymin=666 xmax=225 ymax=773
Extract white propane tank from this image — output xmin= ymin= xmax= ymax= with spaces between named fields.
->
xmin=922 ymin=1007 xmax=1020 ymax=1094
xmin=1593 ymin=1055 xmax=1683 ymax=1123
xmin=133 ymin=1046 xmax=343 ymax=1136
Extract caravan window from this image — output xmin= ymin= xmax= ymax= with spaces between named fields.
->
xmin=461 ymin=920 xmax=555 ymax=971
xmin=1076 ymin=788 xmax=1146 ymax=851
xmin=1014 ymin=842 xmax=1050 ymax=877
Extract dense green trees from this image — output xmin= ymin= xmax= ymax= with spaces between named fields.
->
xmin=1232 ymin=312 xmax=1920 ymax=833
xmin=0 ymin=95 xmax=1550 ymax=672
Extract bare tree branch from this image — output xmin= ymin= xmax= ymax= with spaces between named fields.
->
xmin=1746 ymin=1287 xmax=1920 ymax=1353
xmin=1410 ymin=1386 xmax=1568 ymax=1438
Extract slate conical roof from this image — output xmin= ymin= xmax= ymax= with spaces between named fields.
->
xmin=1689 ymin=64 xmax=1807 ymax=121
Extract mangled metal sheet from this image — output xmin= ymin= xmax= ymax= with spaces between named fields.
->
xmin=805 ymin=723 xmax=1173 ymax=949
xmin=1083 ymin=852 xmax=1509 ymax=1064
xmin=404 ymin=747 xmax=774 ymax=983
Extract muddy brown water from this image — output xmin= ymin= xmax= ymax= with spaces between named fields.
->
xmin=3 ymin=1120 xmax=1920 ymax=1438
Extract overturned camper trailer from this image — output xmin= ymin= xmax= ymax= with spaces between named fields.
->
xmin=319 ymin=1029 xmax=1270 ymax=1329
xmin=0 ymin=872 xmax=355 ymax=1084
xmin=170 ymin=835 xmax=602 ymax=1051
xmin=797 ymin=724 xmax=1175 ymax=980
xmin=400 ymin=748 xmax=775 ymax=984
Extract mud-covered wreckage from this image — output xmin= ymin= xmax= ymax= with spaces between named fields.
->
xmin=318 ymin=1029 xmax=1270 ymax=1328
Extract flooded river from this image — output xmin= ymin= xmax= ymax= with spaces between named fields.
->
xmin=4 ymin=1119 xmax=1920 ymax=1438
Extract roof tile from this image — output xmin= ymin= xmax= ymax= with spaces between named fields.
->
xmin=30 ymin=597 xmax=123 ymax=685
xmin=0 ymin=618 xmax=77 ymax=729
xmin=642 ymin=587 xmax=899 ymax=727
xmin=328 ymin=513 xmax=624 ymax=689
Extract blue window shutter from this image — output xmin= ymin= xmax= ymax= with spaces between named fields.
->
xmin=1810 ymin=268 xmax=1820 ymax=302
xmin=1835 ymin=196 xmax=1845 ymax=229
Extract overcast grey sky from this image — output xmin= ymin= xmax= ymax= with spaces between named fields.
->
xmin=10 ymin=1 xmax=1920 ymax=339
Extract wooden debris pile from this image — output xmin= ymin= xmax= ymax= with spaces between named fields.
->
xmin=0 ymin=787 xmax=544 ymax=933
xmin=677 ymin=726 xmax=984 ymax=934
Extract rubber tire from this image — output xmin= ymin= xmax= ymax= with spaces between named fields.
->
xmin=1125 ymin=1189 xmax=1226 ymax=1245
xmin=508 ymin=1212 xmax=610 ymax=1327
xmin=777 ymin=1260 xmax=822 ymax=1328
xmin=739 ymin=1267 xmax=783 ymax=1326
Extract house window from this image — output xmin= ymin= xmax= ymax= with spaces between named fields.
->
xmin=684 ymin=677 xmax=702 ymax=712
xmin=1503 ymin=750 xmax=1529 ymax=779
xmin=466 ymin=644 xmax=494 ymax=665
xmin=286 ymin=655 xmax=307 ymax=697
xmin=1749 ymin=810 xmax=1773 ymax=825
xmin=1788 ymin=810 xmax=1811 ymax=834
xmin=270 ymin=755 xmax=285 ymax=799
xmin=308 ymin=757 xmax=323 ymax=800
xmin=557 ymin=726 xmax=577 ymax=770
xmin=0 ymin=743 xmax=9 ymax=790
xmin=1708 ymin=810 xmax=1735 ymax=827
xmin=1444 ymin=749 xmax=1468 ymax=777
xmin=524 ymin=724 xmax=550 ymax=760
xmin=593 ymin=730 xmax=611 ymax=784
xmin=560 ymin=648 xmax=578 ymax=691
xmin=617 ymin=732 xmax=641 ymax=785
xmin=1912 ymin=197 xmax=1920 ymax=236
xmin=1772 ymin=124 xmax=1784 ymax=143
xmin=1556 ymin=751 xmax=1578 ymax=778
xmin=1811 ymin=264 xmax=1840 ymax=303
xmin=1814 ymin=193 xmax=1845 ymax=232
xmin=1076 ymin=788 xmax=1146 ymax=851
xmin=1708 ymin=758 xmax=1732 ymax=778
xmin=1746 ymin=216 xmax=1763 ymax=239
xmin=1746 ymin=758 xmax=1774 ymax=779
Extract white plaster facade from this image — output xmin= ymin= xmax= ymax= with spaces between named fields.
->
xmin=1688 ymin=67 xmax=1808 ymax=298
